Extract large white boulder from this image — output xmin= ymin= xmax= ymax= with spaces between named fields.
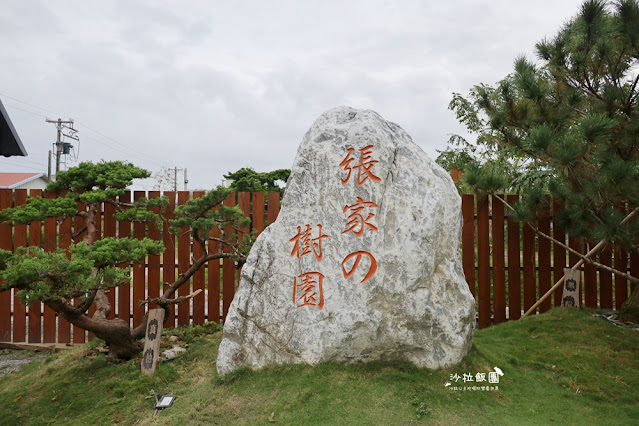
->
xmin=217 ymin=106 xmax=475 ymax=376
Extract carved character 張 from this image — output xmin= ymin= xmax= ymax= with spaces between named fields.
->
xmin=340 ymin=145 xmax=382 ymax=186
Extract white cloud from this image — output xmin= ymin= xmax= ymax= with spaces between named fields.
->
xmin=0 ymin=0 xmax=586 ymax=189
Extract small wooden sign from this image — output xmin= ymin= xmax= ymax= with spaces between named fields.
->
xmin=561 ymin=268 xmax=580 ymax=308
xmin=141 ymin=308 xmax=165 ymax=375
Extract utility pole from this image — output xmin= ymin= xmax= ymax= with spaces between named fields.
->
xmin=46 ymin=118 xmax=78 ymax=180
xmin=173 ymin=167 xmax=178 ymax=192
xmin=47 ymin=150 xmax=52 ymax=183
xmin=169 ymin=167 xmax=186 ymax=192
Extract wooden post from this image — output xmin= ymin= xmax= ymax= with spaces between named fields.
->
xmin=477 ymin=194 xmax=490 ymax=328
xmin=561 ymin=268 xmax=581 ymax=308
xmin=461 ymin=194 xmax=476 ymax=297
xmin=492 ymin=195 xmax=506 ymax=324
xmin=522 ymin=207 xmax=639 ymax=319
xmin=141 ymin=308 xmax=165 ymax=375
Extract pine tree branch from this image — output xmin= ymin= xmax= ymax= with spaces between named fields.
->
xmin=140 ymin=289 xmax=202 ymax=307
xmin=72 ymin=226 xmax=87 ymax=240
xmin=492 ymin=194 xmax=639 ymax=284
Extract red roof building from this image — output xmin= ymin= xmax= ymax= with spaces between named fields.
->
xmin=0 ymin=172 xmax=48 ymax=190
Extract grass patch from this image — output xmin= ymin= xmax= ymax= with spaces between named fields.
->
xmin=1 ymin=308 xmax=637 ymax=424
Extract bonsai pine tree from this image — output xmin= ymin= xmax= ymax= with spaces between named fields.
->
xmin=448 ymin=0 xmax=639 ymax=321
xmin=223 ymin=167 xmax=290 ymax=193
xmin=0 ymin=161 xmax=252 ymax=359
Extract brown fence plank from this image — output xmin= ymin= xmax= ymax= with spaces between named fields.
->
xmin=253 ymin=192 xmax=265 ymax=236
xmin=95 ymin=202 xmax=102 ymax=241
xmin=236 ymin=192 xmax=251 ymax=294
xmin=631 ymin=248 xmax=639 ymax=293
xmin=86 ymin=201 xmax=100 ymax=339
xmin=177 ymin=191 xmax=191 ymax=326
xmin=222 ymin=193 xmax=237 ymax=321
xmin=72 ymin=198 xmax=86 ymax=344
xmin=584 ymin=241 xmax=598 ymax=308
xmin=147 ymin=192 xmax=161 ymax=311
xmin=507 ymin=195 xmax=521 ymax=320
xmin=538 ymin=203 xmax=552 ymax=313
xmin=42 ymin=191 xmax=57 ymax=343
xmin=522 ymin=220 xmax=536 ymax=314
xmin=477 ymin=195 xmax=490 ymax=328
xmin=238 ymin=192 xmax=250 ymax=240
xmin=116 ymin=191 xmax=131 ymax=330
xmin=0 ymin=189 xmax=13 ymax=341
xmin=492 ymin=195 xmax=506 ymax=324
xmin=28 ymin=190 xmax=43 ymax=343
xmin=132 ymin=191 xmax=146 ymax=328
xmin=192 ymin=191 xmax=206 ymax=326
xmin=208 ymin=225 xmax=221 ymax=324
xmin=12 ymin=190 xmax=27 ymax=342
xmin=461 ymin=194 xmax=476 ymax=297
xmin=599 ymin=244 xmax=613 ymax=309
xmin=267 ymin=192 xmax=280 ymax=225
xmin=614 ymin=243 xmax=628 ymax=310
xmin=552 ymin=199 xmax=566 ymax=307
xmin=57 ymin=199 xmax=72 ymax=344
xmin=103 ymin=198 xmax=117 ymax=320
xmin=162 ymin=192 xmax=176 ymax=327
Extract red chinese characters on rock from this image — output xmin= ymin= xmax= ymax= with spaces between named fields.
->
xmin=340 ymin=145 xmax=381 ymax=283
xmin=342 ymin=251 xmax=377 ymax=283
xmin=340 ymin=144 xmax=382 ymax=186
xmin=289 ymin=224 xmax=329 ymax=262
xmin=293 ymin=272 xmax=325 ymax=310
xmin=290 ymin=225 xmax=329 ymax=310
xmin=342 ymin=197 xmax=378 ymax=237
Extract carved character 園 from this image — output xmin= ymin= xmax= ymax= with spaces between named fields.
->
xmin=293 ymin=272 xmax=325 ymax=310
xmin=562 ymin=295 xmax=576 ymax=307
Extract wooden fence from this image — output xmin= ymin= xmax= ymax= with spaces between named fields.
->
xmin=0 ymin=189 xmax=637 ymax=344
xmin=464 ymin=194 xmax=639 ymax=328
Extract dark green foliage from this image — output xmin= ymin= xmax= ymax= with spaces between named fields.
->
xmin=83 ymin=238 xmax=163 ymax=269
xmin=449 ymin=0 xmax=639 ymax=317
xmin=48 ymin=160 xmax=150 ymax=197
xmin=223 ymin=167 xmax=290 ymax=193
xmin=0 ymin=247 xmax=94 ymax=304
xmin=0 ymin=196 xmax=77 ymax=225
xmin=0 ymin=161 xmax=163 ymax=307
xmin=448 ymin=0 xmax=639 ymax=247
xmin=169 ymin=186 xmax=252 ymax=261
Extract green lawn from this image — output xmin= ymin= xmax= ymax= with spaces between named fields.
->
xmin=0 ymin=308 xmax=637 ymax=425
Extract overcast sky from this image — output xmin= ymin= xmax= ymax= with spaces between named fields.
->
xmin=0 ymin=0 xmax=587 ymax=190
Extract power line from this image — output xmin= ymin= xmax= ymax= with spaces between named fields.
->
xmin=2 ymin=93 xmax=171 ymax=168
xmin=0 ymin=92 xmax=67 ymax=117
xmin=81 ymin=134 xmax=169 ymax=168
xmin=3 ymin=103 xmax=49 ymax=119
xmin=75 ymin=121 xmax=170 ymax=168
xmin=0 ymin=161 xmax=46 ymax=172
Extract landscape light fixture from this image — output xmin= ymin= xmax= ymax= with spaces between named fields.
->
xmin=152 ymin=393 xmax=177 ymax=417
